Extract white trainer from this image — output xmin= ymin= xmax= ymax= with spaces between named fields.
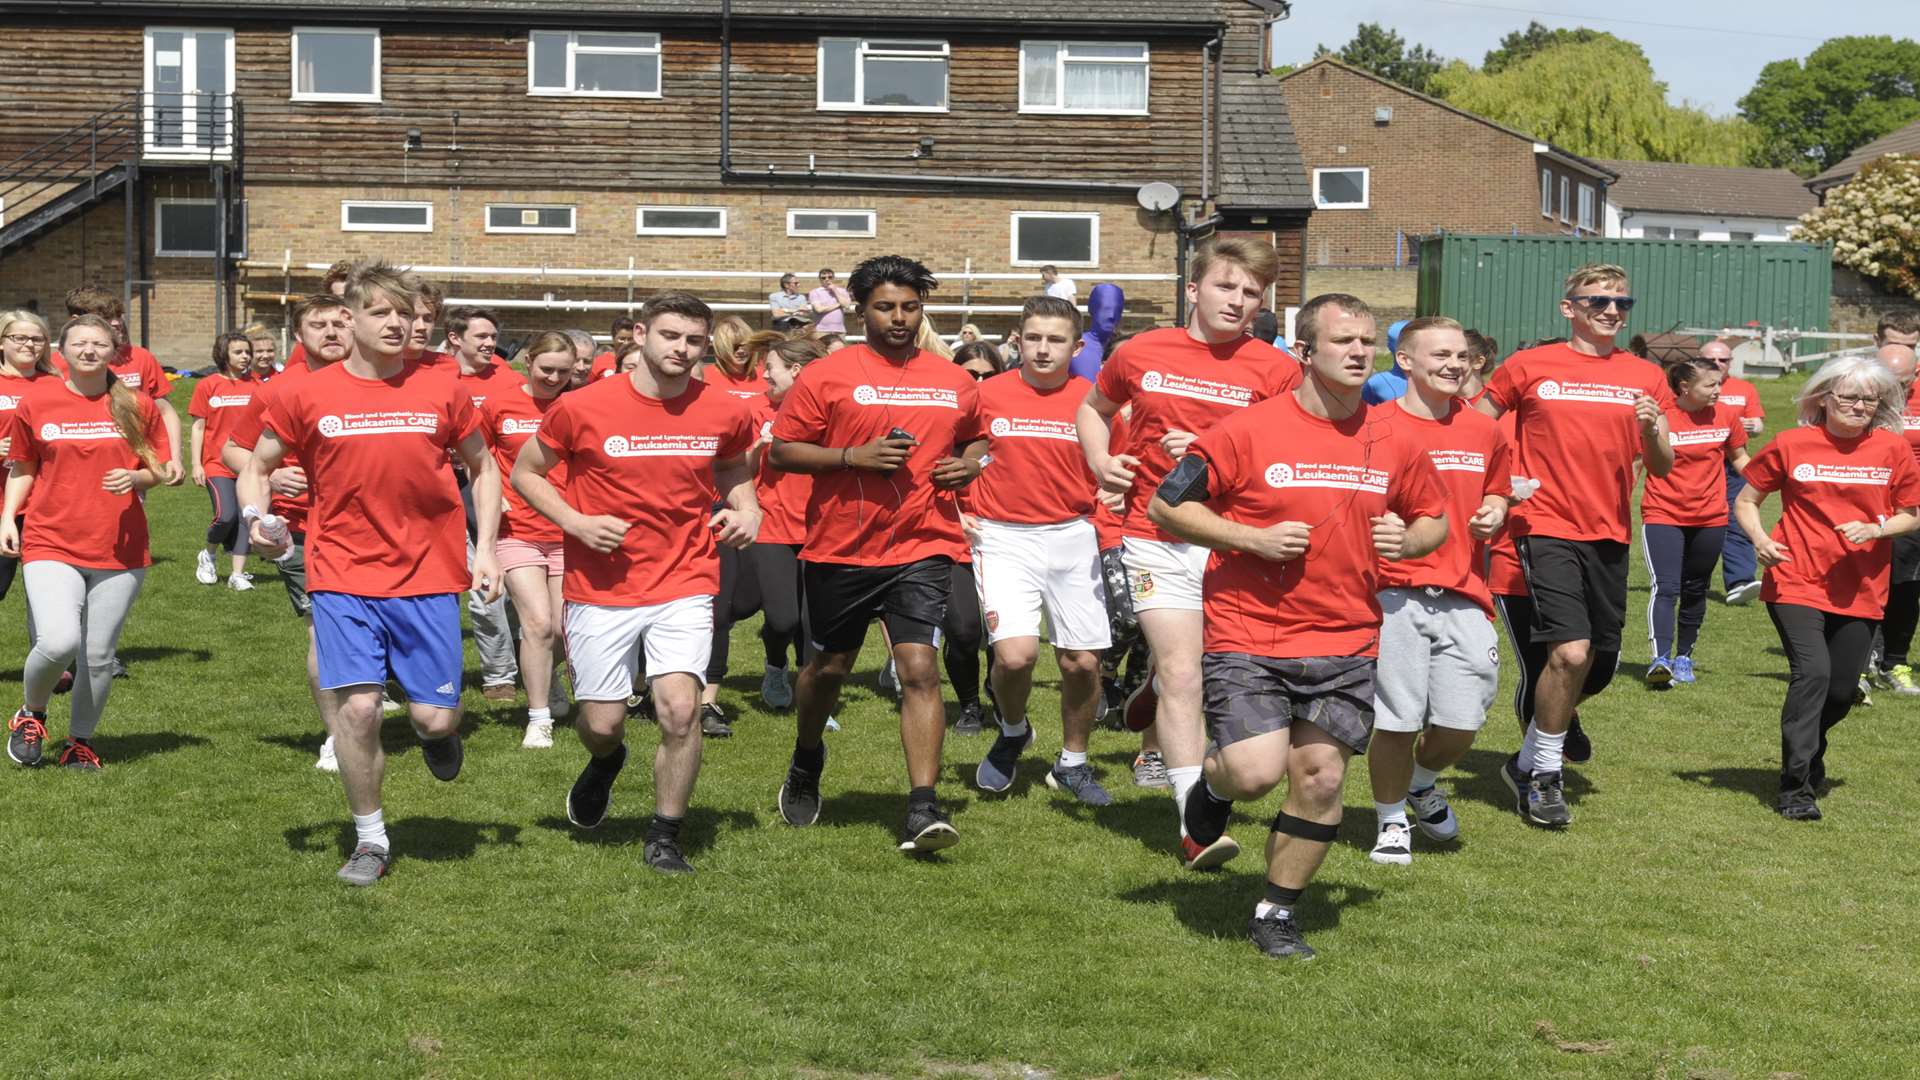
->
xmin=314 ymin=734 xmax=339 ymax=773
xmin=226 ymin=572 xmax=254 ymax=592
xmin=1407 ymin=785 xmax=1460 ymax=842
xmin=522 ymin=718 xmax=555 ymax=749
xmin=195 ymin=549 xmax=218 ymax=585
xmin=1369 ymin=821 xmax=1413 ymax=866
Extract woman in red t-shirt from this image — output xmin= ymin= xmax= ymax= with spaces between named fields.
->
xmin=189 ymin=331 xmax=257 ymax=591
xmin=2 ymin=315 xmax=169 ymax=770
xmin=0 ymin=309 xmax=57 ymax=606
xmin=1736 ymin=357 xmax=1920 ymax=820
xmin=1641 ymin=358 xmax=1751 ymax=686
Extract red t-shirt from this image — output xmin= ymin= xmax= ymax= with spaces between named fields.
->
xmin=187 ymin=373 xmax=257 ymax=479
xmin=5 ymin=379 xmax=169 ymax=569
xmin=1485 ymin=343 xmax=1674 ymax=543
xmin=231 ymin=360 xmax=326 ymax=534
xmin=1900 ymin=383 xmax=1920 ymax=467
xmin=751 ymin=395 xmax=812 ymax=546
xmin=704 ymin=364 xmax=769 ymax=401
xmin=1717 ymin=375 xmax=1765 ymax=424
xmin=1744 ymin=425 xmax=1920 ymax=618
xmin=1486 ymin=410 xmax=1527 ymax=596
xmin=1093 ymin=327 xmax=1301 ymax=542
xmin=769 ymin=346 xmax=983 ymax=566
xmin=1091 ymin=410 xmax=1131 ymax=551
xmin=1190 ymin=394 xmax=1448 ymax=659
xmin=481 ymin=384 xmax=565 ymax=543
xmin=455 ymin=357 xmax=523 ymax=411
xmin=261 ymin=362 xmax=480 ymax=597
xmin=971 ymin=371 xmax=1098 ymax=525
xmin=589 ymin=351 xmax=618 ymax=380
xmin=537 ymin=375 xmax=755 ymax=606
xmin=51 ymin=345 xmax=171 ymax=399
xmin=1641 ymin=403 xmax=1748 ymax=527
xmin=1375 ymin=400 xmax=1510 ymax=617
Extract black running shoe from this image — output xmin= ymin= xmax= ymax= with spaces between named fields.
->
xmin=1524 ymin=769 xmax=1572 ymax=828
xmin=699 ymin=702 xmax=732 ymax=739
xmin=566 ymin=743 xmax=628 ymax=829
xmin=1778 ymin=795 xmax=1822 ymax=821
xmin=1183 ymin=784 xmax=1234 ymax=848
xmin=1564 ymin=714 xmax=1592 ymax=764
xmin=954 ymin=703 xmax=985 ymax=736
xmin=644 ymin=837 xmax=695 ymax=875
xmin=1248 ymin=912 xmax=1316 ymax=959
xmin=778 ymin=745 xmax=826 ymax=826
xmin=899 ymin=802 xmax=959 ymax=853
xmin=1499 ymin=751 xmax=1531 ymax=819
xmin=419 ymin=733 xmax=464 ymax=782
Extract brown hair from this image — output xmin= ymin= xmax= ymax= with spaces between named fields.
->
xmin=1190 ymin=236 xmax=1280 ymax=291
xmin=291 ymin=293 xmax=350 ymax=328
xmin=639 ymin=290 xmax=714 ymax=331
xmin=321 ymin=259 xmax=356 ymax=294
xmin=709 ymin=315 xmax=754 ymax=379
xmin=744 ymin=330 xmax=828 ymax=375
xmin=1295 ymin=293 xmax=1374 ymax=352
xmin=59 ymin=315 xmax=161 ymax=470
xmin=409 ymin=277 xmax=444 ymax=320
xmin=1020 ymin=294 xmax=1082 ymax=335
xmin=1563 ymin=263 xmax=1629 ymax=297
xmin=211 ymin=330 xmax=253 ymax=375
xmin=0 ymin=310 xmax=58 ymax=376
xmin=343 ymin=261 xmax=418 ymax=314
xmin=953 ymin=341 xmax=1004 ymax=374
xmin=522 ymin=330 xmax=578 ymax=366
xmin=1877 ymin=310 xmax=1920 ymax=343
xmin=1396 ymin=315 xmax=1464 ymax=355
xmin=64 ymin=286 xmax=124 ymax=320
xmin=446 ymin=306 xmax=502 ymax=340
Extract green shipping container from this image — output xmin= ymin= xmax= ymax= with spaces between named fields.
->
xmin=1415 ymin=234 xmax=1832 ymax=359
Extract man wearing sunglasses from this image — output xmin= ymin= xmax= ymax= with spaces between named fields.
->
xmin=1477 ymin=264 xmax=1674 ymax=829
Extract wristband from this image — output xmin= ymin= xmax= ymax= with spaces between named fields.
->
xmin=841 ymin=447 xmax=851 ymax=469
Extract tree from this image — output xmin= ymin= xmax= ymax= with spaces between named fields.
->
xmin=1792 ymin=155 xmax=1920 ymax=297
xmin=1430 ymin=37 xmax=1755 ymax=165
xmin=1739 ymin=36 xmax=1920 ymax=175
xmin=1482 ymin=21 xmax=1607 ymax=74
xmin=1314 ymin=23 xmax=1444 ymax=96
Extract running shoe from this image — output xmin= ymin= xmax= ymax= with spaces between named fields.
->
xmin=824 ymin=715 xmax=840 ymax=733
xmin=109 ymin=658 xmax=128 ymax=679
xmin=627 ymin=687 xmax=654 ymax=722
xmin=1777 ymin=796 xmax=1822 ymax=822
xmin=58 ymin=739 xmax=103 ymax=771
xmin=1180 ymin=833 xmax=1241 ymax=870
xmin=1672 ymin=655 xmax=1696 ymax=685
xmin=1180 ymin=786 xmax=1239 ymax=870
xmin=778 ymin=746 xmax=825 ymax=826
xmin=974 ymin=725 xmax=1032 ymax=793
xmin=1369 ymin=821 xmax=1413 ymax=866
xmin=52 ymin=671 xmax=72 ymax=696
xmin=566 ymin=743 xmax=628 ymax=829
xmin=1122 ymin=675 xmax=1159 ymax=733
xmin=1248 ymin=912 xmax=1316 ymax=960
xmin=1132 ymin=750 xmax=1170 ymax=789
xmin=226 ymin=572 xmax=254 ymax=592
xmin=1044 ymin=761 xmax=1113 ymax=806
xmin=1857 ymin=675 xmax=1874 ymax=708
xmin=1646 ymin=657 xmax=1674 ymax=687
xmin=7 ymin=707 xmax=47 ymax=767
xmin=761 ymin=664 xmax=794 ymax=709
xmin=195 ymin=549 xmax=218 ymax=586
xmin=381 ymin=693 xmax=406 ymax=717
xmin=1724 ymin=580 xmax=1762 ymax=606
xmin=899 ymin=802 xmax=959 ymax=853
xmin=700 ymin=702 xmax=733 ymax=739
xmin=521 ymin=718 xmax=554 ymax=750
xmin=419 ymin=733 xmax=464 ymax=782
xmin=1523 ymin=770 xmax=1572 ymax=828
xmin=878 ymin=658 xmax=899 ymax=698
xmin=314 ymin=734 xmax=339 ymax=772
xmin=1499 ymin=751 xmax=1531 ymax=819
xmin=1099 ymin=676 xmax=1127 ymax=729
xmin=1407 ymin=785 xmax=1460 ymax=842
xmin=644 ymin=837 xmax=695 ymax=875
xmin=482 ymin=684 xmax=518 ymax=702
xmin=1890 ymin=664 xmax=1920 ymax=695
xmin=336 ymin=843 xmax=391 ymax=887
xmin=954 ymin=702 xmax=985 ymax=736
xmin=1564 ymin=714 xmax=1592 ymax=764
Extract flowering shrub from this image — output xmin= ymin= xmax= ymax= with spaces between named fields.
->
xmin=1795 ymin=154 xmax=1920 ymax=297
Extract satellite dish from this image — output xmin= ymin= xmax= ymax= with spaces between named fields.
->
xmin=1136 ymin=181 xmax=1181 ymax=213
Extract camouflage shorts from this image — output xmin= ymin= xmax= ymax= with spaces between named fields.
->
xmin=1202 ymin=652 xmax=1376 ymax=755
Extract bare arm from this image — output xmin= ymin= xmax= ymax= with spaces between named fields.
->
xmin=0 ymin=463 xmax=37 ymax=557
xmin=1727 ymin=444 xmax=1751 ymax=475
xmin=237 ymin=429 xmax=290 ymax=556
xmin=456 ymin=431 xmax=504 ymax=601
xmin=1148 ymin=492 xmax=1311 ymax=561
xmin=156 ymin=398 xmax=185 ymax=484
xmin=512 ymin=436 xmax=629 ymax=554
xmin=1733 ymin=485 xmax=1786 ymax=566
xmin=769 ymin=434 xmax=912 ymax=475
xmin=189 ymin=418 xmax=207 ymax=486
xmin=1636 ymin=396 xmax=1675 ymax=478
xmin=710 ymin=453 xmax=762 ymax=549
xmin=1474 ymin=395 xmax=1505 ymax=419
xmin=1076 ymin=388 xmax=1137 ymax=493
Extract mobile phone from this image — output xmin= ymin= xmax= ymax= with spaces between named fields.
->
xmin=888 ymin=427 xmax=917 ymax=444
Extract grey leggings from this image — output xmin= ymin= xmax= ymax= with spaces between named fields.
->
xmin=22 ymin=563 xmax=145 ymax=739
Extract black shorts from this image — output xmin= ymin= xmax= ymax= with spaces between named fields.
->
xmin=1893 ymin=533 xmax=1920 ymax=585
xmin=1202 ymin=652 xmax=1377 ymax=755
xmin=1514 ymin=535 xmax=1628 ymax=652
xmin=803 ymin=556 xmax=952 ymax=656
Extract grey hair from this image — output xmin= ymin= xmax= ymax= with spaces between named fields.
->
xmin=564 ymin=329 xmax=598 ymax=358
xmin=1796 ymin=356 xmax=1904 ymax=433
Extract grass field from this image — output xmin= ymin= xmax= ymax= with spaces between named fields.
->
xmin=3 ymin=368 xmax=1916 ymax=1079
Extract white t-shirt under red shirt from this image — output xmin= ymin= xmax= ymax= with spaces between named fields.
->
xmin=188 ymin=373 xmax=256 ymax=480
xmin=536 ymin=375 xmax=755 ymax=607
xmin=5 ymin=379 xmax=170 ymax=569
xmin=769 ymin=345 xmax=983 ymax=566
xmin=1375 ymin=400 xmax=1510 ymax=617
xmin=261 ymin=362 xmax=480 ymax=597
xmin=1093 ymin=327 xmax=1300 ymax=543
xmin=1189 ymin=394 xmax=1447 ymax=659
xmin=1484 ymin=342 xmax=1674 ymax=544
xmin=971 ymin=371 xmax=1097 ymax=525
xmin=481 ymin=384 xmax=565 ymax=543
xmin=1641 ymin=403 xmax=1748 ymax=527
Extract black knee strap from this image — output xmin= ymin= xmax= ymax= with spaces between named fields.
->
xmin=1271 ymin=810 xmax=1339 ymax=843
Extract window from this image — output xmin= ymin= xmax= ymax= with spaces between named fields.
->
xmin=292 ymin=28 xmax=380 ymax=102
xmin=485 ymin=204 xmax=575 ymax=234
xmin=1020 ymin=41 xmax=1148 ymax=113
xmin=1541 ymin=169 xmax=1552 ymax=218
xmin=818 ymin=38 xmax=948 ymax=111
xmin=1559 ymin=177 xmax=1570 ymax=223
xmin=341 ymin=200 xmax=432 ymax=232
xmin=787 ymin=209 xmax=876 ymax=238
xmin=635 ymin=206 xmax=727 ymax=236
xmin=1011 ymin=212 xmax=1098 ymax=266
xmin=528 ymin=31 xmax=661 ymax=97
xmin=1730 ymin=230 xmax=1756 ymax=242
xmin=1312 ymin=168 xmax=1369 ymax=210
xmin=1642 ymin=226 xmax=1671 ymax=239
xmin=144 ymin=28 xmax=234 ymax=156
xmin=1577 ymin=184 xmax=1596 ymax=231
xmin=1672 ymin=227 xmax=1700 ymax=240
xmin=155 ymin=198 xmax=246 ymax=258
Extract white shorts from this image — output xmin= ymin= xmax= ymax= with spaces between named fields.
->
xmin=1372 ymin=587 xmax=1500 ymax=733
xmin=563 ymin=594 xmax=714 ymax=702
xmin=1121 ymin=536 xmax=1208 ymax=613
xmin=972 ymin=517 xmax=1111 ymax=650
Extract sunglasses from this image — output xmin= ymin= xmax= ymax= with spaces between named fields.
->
xmin=964 ymin=368 xmax=993 ymax=380
xmin=1570 ymin=295 xmax=1636 ymax=313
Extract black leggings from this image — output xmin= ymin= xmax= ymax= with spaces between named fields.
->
xmin=0 ymin=516 xmax=20 ymax=602
xmin=1767 ymin=603 xmax=1871 ymax=801
xmin=1642 ymin=523 xmax=1723 ymax=660
xmin=943 ymin=562 xmax=984 ymax=707
xmin=1494 ymin=591 xmax=1619 ymax=730
xmin=205 ymin=475 xmax=251 ymax=554
xmin=743 ymin=541 xmax=806 ymax=669
xmin=706 ymin=544 xmax=771 ymax=684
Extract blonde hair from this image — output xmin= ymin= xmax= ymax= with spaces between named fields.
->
xmin=343 ymin=261 xmax=418 ymax=315
xmin=522 ymin=330 xmax=577 ymax=367
xmin=1191 ymin=236 xmax=1280 ymax=291
xmin=1797 ymin=356 xmax=1904 ymax=433
xmin=1396 ymin=315 xmax=1465 ymax=355
xmin=915 ymin=316 xmax=954 ymax=360
xmin=0 ymin=309 xmax=56 ymax=376
xmin=1564 ymin=263 xmax=1629 ymax=296
xmin=709 ymin=315 xmax=754 ymax=379
xmin=59 ymin=315 xmax=162 ymax=470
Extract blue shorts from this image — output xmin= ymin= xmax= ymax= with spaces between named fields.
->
xmin=311 ymin=592 xmax=463 ymax=708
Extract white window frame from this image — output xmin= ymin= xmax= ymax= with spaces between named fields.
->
xmin=340 ymin=200 xmax=432 ymax=233
xmin=1643 ymin=225 xmax=1672 ymax=240
xmin=1312 ymin=167 xmax=1370 ymax=210
xmin=786 ymin=208 xmax=877 ymax=238
xmin=1559 ymin=177 xmax=1571 ymax=224
xmin=1577 ymin=184 xmax=1596 ymax=232
xmin=142 ymin=27 xmax=237 ymax=159
xmin=1541 ymin=168 xmax=1552 ymax=218
xmin=1009 ymin=211 xmax=1099 ymax=268
xmin=816 ymin=38 xmax=950 ymax=113
xmin=291 ymin=27 xmax=381 ymax=103
xmin=526 ymin=30 xmax=663 ymax=99
xmin=1018 ymin=41 xmax=1150 ymax=116
xmin=484 ymin=203 xmax=577 ymax=235
xmin=154 ymin=197 xmax=247 ymax=258
xmin=634 ymin=205 xmax=728 ymax=237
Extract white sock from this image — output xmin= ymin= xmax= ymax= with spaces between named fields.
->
xmin=1533 ymin=730 xmax=1567 ymax=774
xmin=1410 ymin=763 xmax=1441 ymax=791
xmin=352 ymin=809 xmax=389 ymax=852
xmin=999 ymin=715 xmax=1030 ymax=738
xmin=527 ymin=707 xmax=552 ymax=724
xmin=1519 ymin=723 xmax=1539 ymax=771
xmin=1168 ymin=765 xmax=1203 ymax=835
xmin=1254 ymin=901 xmax=1291 ymax=920
xmin=1057 ymin=747 xmax=1088 ymax=768
xmin=1375 ymin=800 xmax=1408 ymax=827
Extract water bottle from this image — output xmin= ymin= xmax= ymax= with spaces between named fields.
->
xmin=243 ymin=506 xmax=297 ymax=564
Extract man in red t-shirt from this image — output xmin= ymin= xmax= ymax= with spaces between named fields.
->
xmin=447 ymin=305 xmax=524 ymax=699
xmin=1147 ymin=293 xmax=1448 ymax=960
xmin=1700 ymin=338 xmax=1768 ymax=606
xmin=1476 ymin=263 xmax=1674 ymax=829
xmin=768 ymin=255 xmax=987 ymax=854
xmin=240 ymin=264 xmax=504 ymax=888
xmin=513 ymin=291 xmax=759 ymax=876
xmin=285 ymin=260 xmax=355 ymax=369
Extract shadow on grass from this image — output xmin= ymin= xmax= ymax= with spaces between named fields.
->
xmin=284 ymin=816 xmax=523 ymax=860
xmin=1118 ymin=872 xmax=1383 ymax=941
xmin=1449 ymin=747 xmax=1594 ymax=814
xmin=94 ymin=731 xmax=211 ymax=764
xmin=1673 ymin=766 xmax=1841 ymax=809
xmin=118 ymin=645 xmax=214 ymax=665
xmin=533 ymin=806 xmax=759 ymax=856
xmin=256 ymin=714 xmax=488 ymax=761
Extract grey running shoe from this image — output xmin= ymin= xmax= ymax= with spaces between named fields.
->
xmin=778 ymin=746 xmax=826 ymax=827
xmin=566 ymin=744 xmax=628 ymax=829
xmin=974 ymin=726 xmax=1032 ymax=793
xmin=7 ymin=708 xmax=47 ymax=768
xmin=420 ymin=733 xmax=463 ymax=782
xmin=1499 ymin=752 xmax=1531 ymax=819
xmin=1524 ymin=770 xmax=1573 ymax=828
xmin=1044 ymin=762 xmax=1113 ymax=806
xmin=899 ymin=803 xmax=959 ymax=853
xmin=1248 ymin=913 xmax=1316 ymax=959
xmin=1407 ymin=785 xmax=1459 ymax=842
xmin=700 ymin=702 xmax=732 ymax=739
xmin=1133 ymin=750 xmax=1170 ymax=789
xmin=954 ymin=703 xmax=985 ymax=736
xmin=337 ymin=843 xmax=391 ymax=887
xmin=878 ymin=658 xmax=899 ymax=697
xmin=761 ymin=664 xmax=794 ymax=709
xmin=57 ymin=739 xmax=103 ymax=771
xmin=644 ymin=838 xmax=695 ymax=875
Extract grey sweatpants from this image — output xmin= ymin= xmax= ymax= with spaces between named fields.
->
xmin=467 ymin=537 xmax=518 ymax=688
xmin=22 ymin=562 xmax=146 ymax=739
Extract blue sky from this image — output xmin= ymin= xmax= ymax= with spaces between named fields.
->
xmin=1271 ymin=0 xmax=1908 ymax=116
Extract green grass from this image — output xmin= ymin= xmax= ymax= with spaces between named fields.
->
xmin=3 ymin=372 xmax=1917 ymax=1079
